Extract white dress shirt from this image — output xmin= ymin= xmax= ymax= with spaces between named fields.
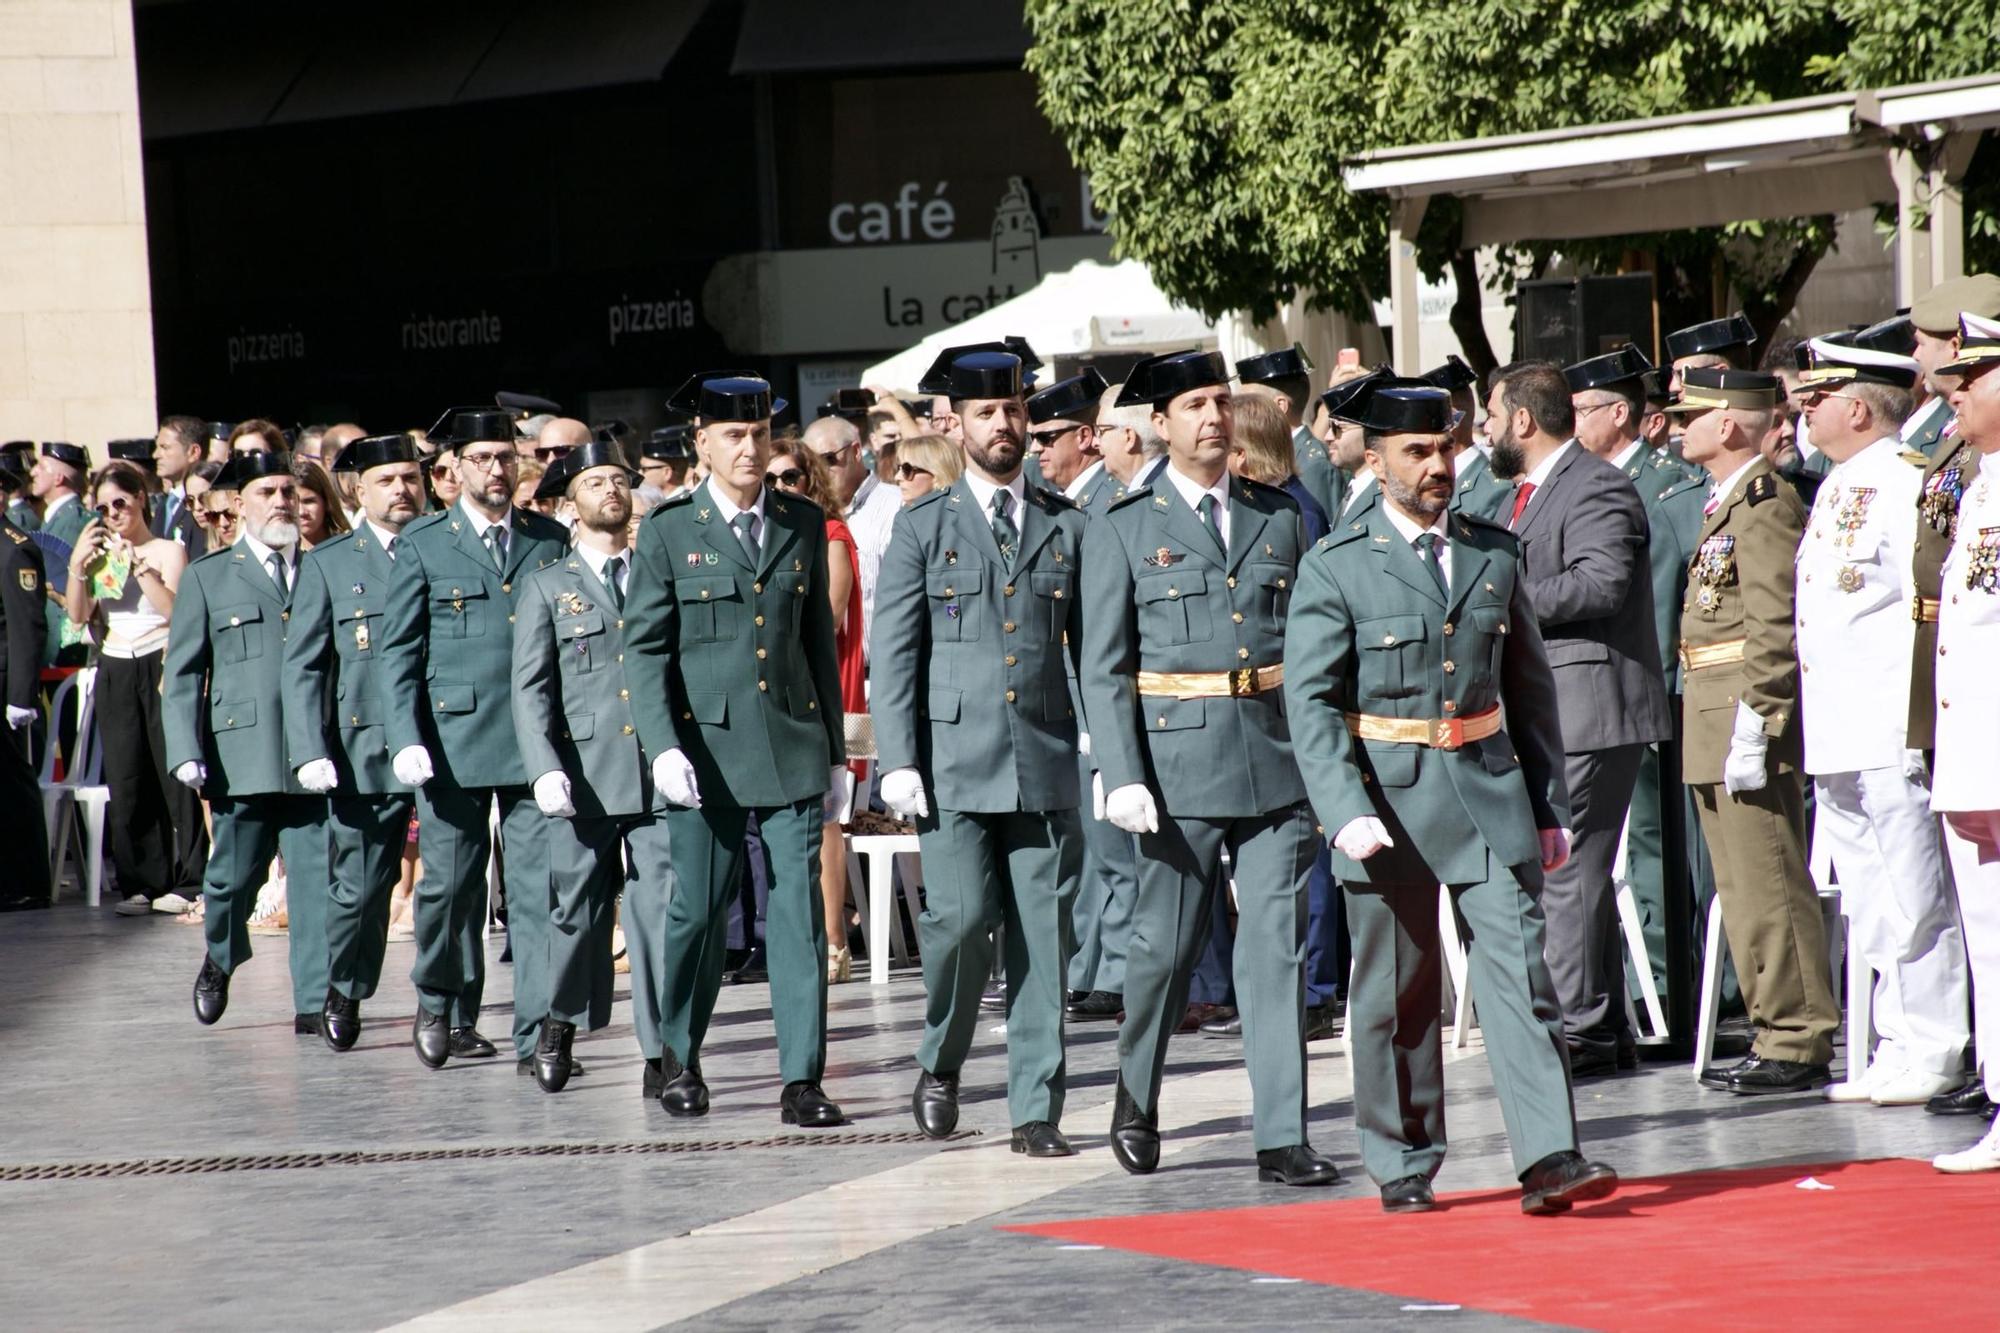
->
xmin=1514 ymin=438 xmax=1577 ymax=524
xmin=962 ymin=469 xmax=1028 ymax=536
xmin=706 ymin=479 xmax=767 ymax=544
xmin=1706 ymin=455 xmax=1762 ymax=510
xmin=846 ymin=471 xmax=905 ymax=648
xmin=1161 ymin=463 xmax=1231 ymax=548
xmin=240 ymin=526 xmax=297 ymax=590
xmin=1931 ymin=448 xmax=2000 ymax=811
xmin=577 ymin=542 xmax=632 ymax=595
xmin=1381 ymin=500 xmax=1454 ymax=591
xmin=1611 ymin=439 xmax=1647 ymax=472
xmin=1064 ymin=459 xmax=1107 ymax=502
xmin=1340 ymin=470 xmax=1377 ymax=519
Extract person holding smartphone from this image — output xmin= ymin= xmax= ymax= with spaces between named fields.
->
xmin=65 ymin=459 xmax=207 ymax=916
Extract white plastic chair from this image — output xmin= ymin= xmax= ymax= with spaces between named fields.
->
xmin=846 ymin=832 xmax=923 ymax=985
xmin=41 ymin=668 xmax=109 ymax=906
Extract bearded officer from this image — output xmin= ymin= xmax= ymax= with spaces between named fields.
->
xmin=512 ymin=441 xmax=672 ymax=1092
xmin=872 ymin=348 xmax=1088 ymax=1156
xmin=1080 ymin=349 xmax=1336 ymax=1187
xmin=1666 ymin=368 xmax=1840 ymax=1094
xmin=625 ymin=372 xmax=848 ymax=1127
xmin=378 ymin=408 xmax=572 ymax=1070
xmin=165 ymin=451 xmax=334 ymax=1031
xmin=1286 ymin=383 xmax=1617 ymax=1215
xmin=284 ymin=434 xmax=425 ymax=1051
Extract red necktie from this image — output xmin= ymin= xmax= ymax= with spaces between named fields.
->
xmin=1508 ymin=480 xmax=1537 ymax=529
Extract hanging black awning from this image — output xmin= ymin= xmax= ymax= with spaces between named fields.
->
xmin=730 ymin=0 xmax=1028 ymax=76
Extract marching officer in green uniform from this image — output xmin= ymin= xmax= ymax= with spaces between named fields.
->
xmin=872 ymin=347 xmax=1088 ymax=1156
xmin=165 ymin=451 xmax=334 ymax=1031
xmin=625 ymin=372 xmax=849 ymax=1127
xmin=512 ymin=441 xmax=674 ymax=1092
xmin=379 ymin=408 xmax=572 ymax=1070
xmin=1285 ymin=382 xmax=1618 ymax=1215
xmin=283 ymin=434 xmax=426 ymax=1052
xmin=1667 ymin=367 xmax=1839 ymax=1093
xmin=0 ymin=516 xmax=51 ymax=912
xmin=1080 ymin=349 xmax=1337 ymax=1187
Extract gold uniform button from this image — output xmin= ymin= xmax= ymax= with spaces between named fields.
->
xmin=756 ymin=647 xmax=767 ymax=660
xmin=1053 ymin=588 xmax=1064 ymax=599
xmin=753 ymin=582 xmax=764 ymax=593
xmin=617 ymin=619 xmax=624 ymax=629
xmin=757 ymin=680 xmax=768 ymax=692
xmin=1443 ymin=700 xmax=1458 ymax=713
xmin=1232 ymin=611 xmax=1244 ymax=624
xmin=230 ymin=616 xmax=241 ymax=627
xmin=1443 ymin=661 xmax=1456 ymax=674
xmin=615 ymin=653 xmax=623 ymax=663
xmin=1442 ymin=622 xmax=1454 ymax=636
xmin=1167 ymin=587 xmax=1179 ymax=599
xmin=451 ymin=587 xmax=461 ymax=596
xmin=1004 ymin=585 xmax=1016 ymax=597
xmin=619 ymin=688 xmax=630 ymax=700
xmin=1005 ymin=689 xmax=1017 ymax=703
xmin=943 ymin=587 xmax=954 ymax=598
xmin=1004 ymin=621 xmax=1016 ymax=633
xmin=1237 ymin=647 xmax=1250 ymax=660
xmin=699 ymin=588 xmax=710 ymax=599
xmin=1382 ymin=633 xmax=1397 ymax=645
xmin=350 ymin=715 xmax=359 ymax=725
xmin=622 ymin=725 xmax=634 ymax=735
xmin=508 ymin=614 xmax=515 ymax=624
xmin=1485 ymin=583 xmax=1496 ymax=593
xmin=1227 ymin=576 xmax=1238 ymax=588
xmin=1005 ymin=654 xmax=1017 ymax=667
xmin=682 ymin=711 xmax=693 ymax=721
xmin=502 ymin=583 xmax=511 ymax=593
xmin=281 ymin=611 xmax=289 ymax=621
xmin=1156 ymin=716 xmax=1167 ymax=728
xmin=1276 ymin=578 xmax=1287 ymax=589
xmin=755 ymin=614 xmax=765 ymax=626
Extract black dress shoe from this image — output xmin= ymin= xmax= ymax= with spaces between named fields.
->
xmin=1925 ymin=1082 xmax=1995 ymax=1117
xmin=322 ymin=987 xmax=360 ymax=1052
xmin=413 ymin=1006 xmax=452 ymax=1069
xmin=642 ymin=1057 xmax=664 ymax=1100
xmin=1011 ymin=1121 xmax=1075 ymax=1157
xmin=1698 ymin=1057 xmax=1752 ymax=1090
xmin=1109 ymin=1077 xmax=1159 ymax=1175
xmin=1615 ymin=1032 xmax=1639 ymax=1071
xmin=1200 ymin=1010 xmax=1244 ymax=1039
xmin=1567 ymin=1043 xmax=1618 ymax=1079
xmin=1519 ymin=1150 xmax=1618 ymax=1215
xmin=532 ymin=1018 xmax=576 ymax=1093
xmin=192 ymin=957 xmax=230 ymax=1026
xmin=660 ymin=1054 xmax=709 ymax=1116
xmin=1066 ymin=989 xmax=1123 ymax=1021
xmin=1256 ymin=1144 xmax=1339 ymax=1186
xmin=518 ymin=1056 xmax=584 ymax=1077
xmin=1303 ymin=1001 xmax=1342 ymax=1042
xmin=294 ymin=1013 xmax=321 ymax=1036
xmin=449 ymin=1027 xmax=497 ymax=1059
xmin=1065 ymin=990 xmax=1088 ymax=1008
xmin=781 ymin=1080 xmax=846 ymax=1127
xmin=1728 ymin=1057 xmax=1832 ymax=1095
xmin=729 ymin=966 xmax=769 ymax=986
xmin=1713 ymin=1016 xmax=1753 ymax=1059
xmin=1380 ymin=1175 xmax=1436 ymax=1213
xmin=911 ymin=1069 xmax=960 ymax=1138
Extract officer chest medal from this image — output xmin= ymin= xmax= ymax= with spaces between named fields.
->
xmin=1692 ymin=535 xmax=1736 ymax=612
xmin=1826 ymin=485 xmax=1876 ymax=593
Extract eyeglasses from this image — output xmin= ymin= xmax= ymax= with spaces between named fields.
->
xmin=574 ymin=473 xmax=632 ymax=495
xmin=1027 ymin=425 xmax=1085 ymax=448
xmin=766 ymin=468 xmax=805 ymax=488
xmin=896 ymin=462 xmax=933 ymax=480
xmin=811 ymin=445 xmax=850 ymax=464
xmin=97 ymin=496 xmax=137 ymax=513
xmin=533 ymin=445 xmax=576 ymax=462
xmin=1573 ymin=400 xmax=1622 ymax=417
xmin=459 ymin=450 xmax=519 ymax=471
xmin=198 ymin=507 xmax=237 ymax=525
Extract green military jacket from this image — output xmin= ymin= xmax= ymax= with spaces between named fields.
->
xmin=1285 ymin=506 xmax=1568 ymax=885
xmin=1450 ymin=448 xmax=1514 ymax=522
xmin=513 ymin=549 xmax=657 ymax=820
xmin=1903 ymin=397 xmax=1953 ymax=459
xmin=624 ymin=479 xmax=844 ymax=808
xmin=1908 ymin=430 xmax=1973 ymax=749
xmin=1079 ymin=470 xmax=1307 ymax=819
xmin=870 ymin=478 xmax=1086 ymax=813
xmin=378 ymin=500 xmax=571 ymax=788
xmin=1643 ymin=471 xmax=1709 ymax=691
xmin=7 ymin=499 xmax=38 ymax=534
xmin=41 ymin=496 xmax=86 ymax=549
xmin=1679 ymin=458 xmax=1805 ymax=783
xmin=283 ymin=526 xmax=406 ymax=794
xmin=163 ymin=539 xmax=308 ymax=798
xmin=1296 ymin=428 xmax=1344 ymax=519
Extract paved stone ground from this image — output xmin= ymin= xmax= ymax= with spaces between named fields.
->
xmin=0 ymin=902 xmax=1975 ymax=1331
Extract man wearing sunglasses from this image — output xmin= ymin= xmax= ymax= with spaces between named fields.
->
xmin=535 ymin=416 xmax=591 ymax=465
xmin=378 ymin=408 xmax=572 ymax=1071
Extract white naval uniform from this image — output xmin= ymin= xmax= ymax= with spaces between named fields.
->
xmin=1798 ymin=437 xmax=1968 ymax=1076
xmin=1932 ymin=447 xmax=2000 ymax=1099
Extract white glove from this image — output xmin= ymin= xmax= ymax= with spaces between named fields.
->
xmin=823 ymin=764 xmax=852 ymax=823
xmin=533 ymin=770 xmax=575 ymax=817
xmin=1722 ymin=701 xmax=1769 ymax=796
xmin=5 ymin=705 xmax=33 ymax=730
xmin=1333 ymin=816 xmax=1395 ymax=861
xmin=1091 ymin=770 xmax=1106 ymax=822
xmin=879 ymin=766 xmax=930 ymax=819
xmin=653 ymin=748 xmax=701 ymax=808
xmin=1539 ymin=827 xmax=1572 ymax=872
xmin=174 ymin=760 xmax=207 ymax=790
xmin=392 ymin=745 xmax=434 ymax=787
xmin=296 ymin=758 xmax=339 ymax=793
xmin=1104 ymin=782 xmax=1159 ymax=834
xmin=1078 ymin=730 xmax=1091 ymax=758
xmin=1902 ymin=748 xmax=1930 ymax=785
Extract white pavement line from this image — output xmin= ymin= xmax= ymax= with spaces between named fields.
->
xmin=387 ymin=1050 xmax=1353 ymax=1332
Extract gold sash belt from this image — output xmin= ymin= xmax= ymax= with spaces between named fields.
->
xmin=1679 ymin=639 xmax=1746 ymax=671
xmin=1343 ymin=705 xmax=1501 ymax=751
xmin=1135 ymin=663 xmax=1286 ymax=699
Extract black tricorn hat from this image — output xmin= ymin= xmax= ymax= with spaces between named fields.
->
xmin=1025 ymin=367 xmax=1109 ymax=425
xmin=107 ymin=438 xmax=157 ymax=464
xmin=1665 ymin=312 xmax=1757 ymax=362
xmin=917 ymin=340 xmax=1041 ymax=397
xmin=1564 ymin=343 xmax=1652 ymax=393
xmin=212 ymin=449 xmax=294 ymax=490
xmin=535 ymin=440 xmax=639 ymax=501
xmin=496 ymin=390 xmax=562 ymax=418
xmin=206 ymin=421 xmax=235 ymax=442
xmin=427 ymin=407 xmax=517 ymax=447
xmin=1421 ymin=354 xmax=1479 ymax=394
xmin=1112 ymin=349 xmax=1230 ymax=408
xmin=1640 ymin=367 xmax=1674 ymax=405
xmin=932 ymin=350 xmax=1023 ymax=401
xmin=1360 ymin=384 xmax=1460 ymax=436
xmin=0 ymin=440 xmax=32 ymax=456
xmin=41 ymin=441 xmax=89 ymax=469
xmin=331 ymin=433 xmax=418 ymax=474
xmin=1826 ymin=315 xmax=1917 ymax=359
xmin=1318 ymin=367 xmax=1391 ymax=425
xmin=643 ymin=424 xmax=693 ymax=462
xmin=667 ymin=371 xmax=786 ymax=423
xmin=1234 ymin=342 xmax=1312 ymax=385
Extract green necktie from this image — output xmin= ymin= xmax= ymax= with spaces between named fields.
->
xmin=266 ymin=551 xmax=289 ymax=598
xmin=483 ymin=525 xmax=507 ymax=571
xmin=1415 ymin=532 xmax=1448 ymax=596
xmin=1197 ymin=493 xmax=1226 ymax=558
xmin=732 ymin=512 xmax=760 ymax=564
xmin=990 ymin=489 xmax=1018 ymax=568
xmin=606 ymin=555 xmax=626 ymax=610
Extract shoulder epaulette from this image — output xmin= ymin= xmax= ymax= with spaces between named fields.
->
xmin=904 ymin=487 xmax=949 ymax=513
xmin=4 ymin=527 xmax=23 ymax=546
xmin=1032 ymin=485 xmax=1077 ymax=510
xmin=1900 ymin=450 xmax=1929 ymax=468
xmin=642 ymin=491 xmax=696 ymax=523
xmin=1232 ymin=476 xmax=1290 ymax=506
xmin=1106 ymin=486 xmax=1153 ymax=512
xmin=1317 ymin=524 xmax=1372 ymax=551
xmin=513 ymin=507 xmax=573 ymax=539
xmin=400 ymin=510 xmax=450 ymax=536
xmin=1455 ymin=510 xmax=1518 ymax=541
xmin=1658 ymin=474 xmax=1704 ymax=501
xmin=1746 ymin=473 xmax=1779 ymax=506
xmin=770 ymin=491 xmax=823 ymax=517
xmin=190 ymin=544 xmax=234 ymax=566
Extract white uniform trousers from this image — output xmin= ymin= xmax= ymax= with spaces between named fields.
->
xmin=1816 ymin=768 xmax=1969 ymax=1076
xmin=1940 ymin=811 xmax=2000 ymax=1098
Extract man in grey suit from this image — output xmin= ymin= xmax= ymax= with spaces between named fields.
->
xmin=873 ymin=348 xmax=1088 ymax=1157
xmin=512 ymin=442 xmax=673 ymax=1092
xmin=1499 ymin=360 xmax=1670 ymax=1074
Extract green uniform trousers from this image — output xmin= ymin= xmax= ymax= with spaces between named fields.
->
xmin=1346 ymin=865 xmax=1578 ymax=1185
xmin=412 ymin=783 xmax=548 ymax=1044
xmin=1690 ymin=775 xmax=1839 ymax=1065
xmin=611 ymin=815 xmax=678 ymax=1060
xmin=1122 ymin=804 xmax=1316 ymax=1151
xmin=326 ymin=794 xmax=412 ymax=1002
xmin=664 ymin=799 xmax=827 ymax=1085
xmin=1067 ymin=744 xmax=1137 ymax=996
xmin=545 ymin=813 xmax=674 ymax=1034
xmin=915 ymin=807 xmax=1082 ymax=1126
xmin=202 ymin=794 xmax=332 ymax=1015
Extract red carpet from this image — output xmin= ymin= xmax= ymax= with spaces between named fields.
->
xmin=1007 ymin=1159 xmax=1999 ymax=1329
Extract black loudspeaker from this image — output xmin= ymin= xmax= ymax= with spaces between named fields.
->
xmin=1516 ymin=274 xmax=1658 ymax=365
